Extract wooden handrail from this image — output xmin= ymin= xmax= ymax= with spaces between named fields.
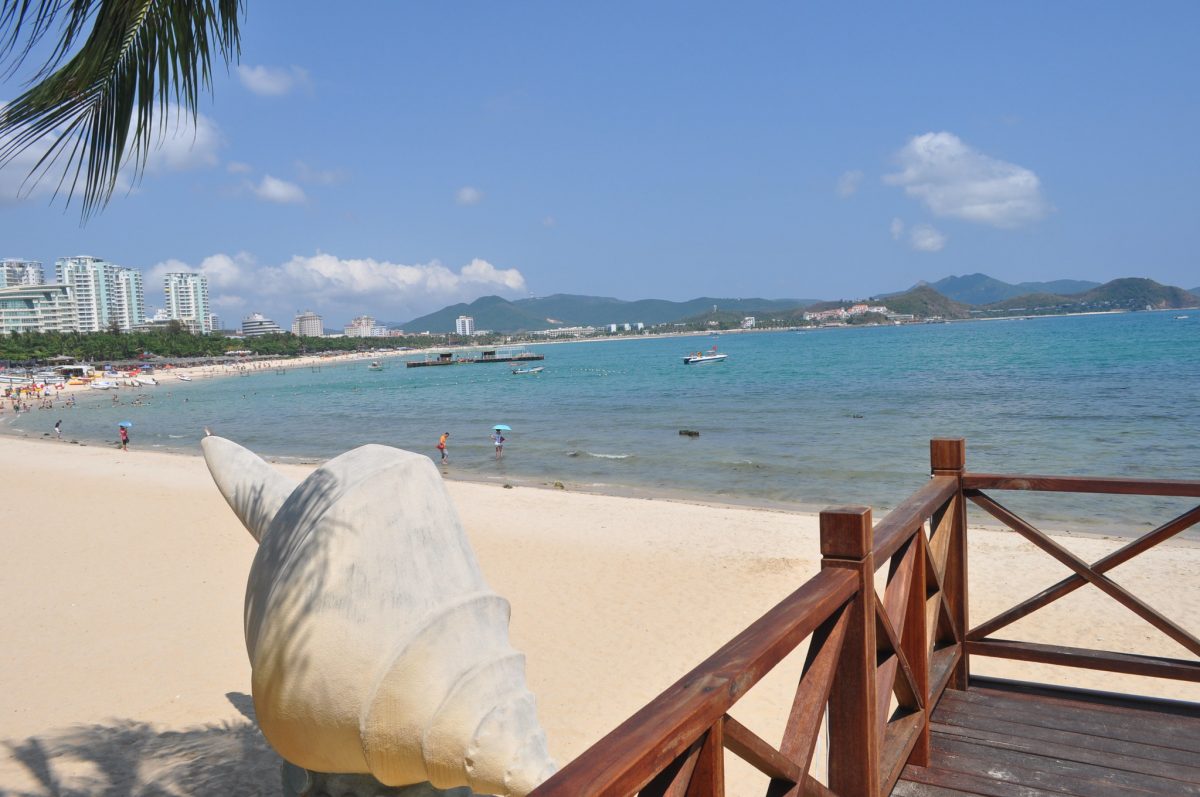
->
xmin=871 ymin=474 xmax=957 ymax=562
xmin=964 ymin=473 xmax=1200 ymax=496
xmin=529 ymin=567 xmax=858 ymax=796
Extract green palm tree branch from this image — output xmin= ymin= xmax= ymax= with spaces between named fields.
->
xmin=0 ymin=0 xmax=242 ymax=218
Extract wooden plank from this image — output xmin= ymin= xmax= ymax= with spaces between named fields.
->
xmin=871 ymin=476 xmax=957 ymax=562
xmin=928 ymin=733 xmax=1200 ymax=795
xmin=722 ymin=714 xmax=799 ymax=783
xmin=968 ymin=503 xmax=1200 ymax=642
xmin=821 ymin=507 xmax=879 ymax=797
xmin=963 ymin=473 xmax=1200 ymax=497
xmin=778 ymin=605 xmax=850 ymax=777
xmin=640 ymin=738 xmax=704 ymax=797
xmin=896 ymin=765 xmax=1073 ymax=797
xmin=968 ymin=677 xmax=1200 ymax=722
xmin=880 ymin=710 xmax=926 ymax=796
xmin=904 ymin=529 xmax=931 ymax=766
xmin=529 ymin=567 xmax=858 ymax=796
xmin=685 ymin=719 xmax=724 ymax=797
xmin=967 ymin=492 xmax=1200 ymax=658
xmin=932 ymin=442 xmax=969 ymax=692
xmin=967 ymin=639 xmax=1200 ymax=683
xmin=928 ymin=646 xmax=958 ymax=706
xmin=929 ymin=715 xmax=1200 ymax=780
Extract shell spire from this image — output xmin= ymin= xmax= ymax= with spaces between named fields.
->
xmin=204 ymin=437 xmax=556 ymax=795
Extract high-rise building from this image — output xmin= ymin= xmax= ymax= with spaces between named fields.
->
xmin=291 ymin=309 xmax=324 ymax=337
xmin=455 ymin=315 xmax=475 ymax=336
xmin=345 ymin=315 xmax=387 ymax=337
xmin=0 ymin=258 xmax=44 ymax=287
xmin=241 ymin=312 xmax=284 ymax=337
xmin=54 ymin=255 xmax=145 ymax=332
xmin=163 ymin=272 xmax=212 ymax=334
xmin=0 ymin=284 xmax=77 ymax=333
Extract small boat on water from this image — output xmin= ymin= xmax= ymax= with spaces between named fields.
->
xmin=367 ymin=361 xmax=384 ymax=371
xmin=512 ymin=365 xmax=544 ymax=375
xmin=683 ymin=345 xmax=728 ymax=365
xmin=137 ymin=376 xmax=157 ymax=386
xmin=90 ymin=380 xmax=115 ymax=390
xmin=177 ymin=374 xmax=193 ymax=382
xmin=1176 ymin=315 xmax=1190 ymax=320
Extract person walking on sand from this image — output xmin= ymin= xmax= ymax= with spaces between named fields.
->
xmin=119 ymin=424 xmax=129 ymax=451
xmin=492 ymin=429 xmax=505 ymax=459
xmin=437 ymin=431 xmax=450 ymax=464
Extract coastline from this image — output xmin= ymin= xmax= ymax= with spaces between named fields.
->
xmin=2 ymin=434 xmax=1197 ymax=794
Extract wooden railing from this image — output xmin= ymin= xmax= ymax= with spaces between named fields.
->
xmin=527 ymin=439 xmax=1200 ymax=797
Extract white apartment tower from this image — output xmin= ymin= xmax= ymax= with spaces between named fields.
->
xmin=455 ymin=315 xmax=475 ymax=336
xmin=291 ymin=309 xmax=324 ymax=337
xmin=163 ymin=272 xmax=212 ymax=334
xmin=55 ymin=255 xmax=145 ymax=332
xmin=0 ymin=258 xmax=44 ymax=287
xmin=242 ymin=312 xmax=284 ymax=337
xmin=0 ymin=285 xmax=77 ymax=333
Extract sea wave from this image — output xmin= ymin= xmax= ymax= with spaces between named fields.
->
xmin=566 ymin=450 xmax=633 ymax=460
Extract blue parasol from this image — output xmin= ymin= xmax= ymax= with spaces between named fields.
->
xmin=492 ymin=424 xmax=511 ymax=431
xmin=118 ymin=421 xmax=133 ymax=428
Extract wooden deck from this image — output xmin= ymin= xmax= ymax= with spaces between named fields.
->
xmin=894 ymin=678 xmax=1200 ymax=797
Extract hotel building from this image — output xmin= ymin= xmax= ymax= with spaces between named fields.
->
xmin=54 ymin=255 xmax=145 ymax=332
xmin=163 ymin=272 xmax=212 ymax=334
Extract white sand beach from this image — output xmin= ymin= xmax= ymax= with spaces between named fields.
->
xmin=1 ymin=436 xmax=1196 ymax=795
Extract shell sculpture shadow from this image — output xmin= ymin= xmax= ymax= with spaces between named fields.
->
xmin=202 ymin=436 xmax=556 ymax=796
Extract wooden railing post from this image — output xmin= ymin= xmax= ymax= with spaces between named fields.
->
xmin=820 ymin=507 xmax=878 ymax=797
xmin=931 ymin=438 xmax=969 ymax=689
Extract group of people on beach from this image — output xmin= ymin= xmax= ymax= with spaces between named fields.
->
xmin=435 ymin=428 xmax=506 ymax=465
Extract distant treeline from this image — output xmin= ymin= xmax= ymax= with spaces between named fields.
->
xmin=0 ymin=326 xmax=486 ymax=364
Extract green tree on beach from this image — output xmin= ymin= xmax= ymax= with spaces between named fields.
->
xmin=0 ymin=0 xmax=244 ymax=217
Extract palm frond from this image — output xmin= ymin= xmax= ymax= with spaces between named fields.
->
xmin=0 ymin=0 xmax=242 ymax=218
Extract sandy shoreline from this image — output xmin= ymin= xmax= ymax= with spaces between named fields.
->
xmin=2 ymin=435 xmax=1197 ymax=794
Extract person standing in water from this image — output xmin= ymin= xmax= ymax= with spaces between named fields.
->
xmin=492 ymin=429 xmax=505 ymax=459
xmin=437 ymin=431 xmax=450 ymax=464
xmin=119 ymin=424 xmax=129 ymax=451
xmin=54 ymin=419 xmax=61 ymax=439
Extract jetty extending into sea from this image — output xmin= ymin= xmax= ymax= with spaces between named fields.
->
xmin=530 ymin=439 xmax=1200 ymax=797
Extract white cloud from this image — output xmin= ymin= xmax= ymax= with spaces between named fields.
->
xmin=150 ymin=253 xmax=528 ymax=323
xmin=836 ymin=170 xmax=863 ymax=198
xmin=237 ymin=65 xmax=311 ymax=97
xmin=542 ymin=215 xmax=557 ymax=228
xmin=884 ymin=132 xmax=1049 ymax=228
xmin=456 ymin=186 xmax=484 ymax=206
xmin=226 ymin=161 xmax=253 ymax=174
xmin=890 ymin=218 xmax=905 ymax=240
xmin=910 ymin=224 xmax=947 ymax=252
xmin=251 ymin=175 xmax=306 ymax=204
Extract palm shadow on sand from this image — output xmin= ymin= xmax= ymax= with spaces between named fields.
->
xmin=1 ymin=693 xmax=281 ymax=797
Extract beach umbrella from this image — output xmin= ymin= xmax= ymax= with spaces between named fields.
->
xmin=492 ymin=424 xmax=511 ymax=431
xmin=118 ymin=421 xmax=133 ymax=428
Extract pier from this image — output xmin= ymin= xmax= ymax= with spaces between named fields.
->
xmin=530 ymin=439 xmax=1200 ymax=797
xmin=405 ymin=349 xmax=545 ymax=368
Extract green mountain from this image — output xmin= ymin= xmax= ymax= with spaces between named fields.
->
xmin=927 ymin=273 xmax=1100 ymax=305
xmin=877 ymin=285 xmax=972 ymax=319
xmin=1076 ymin=278 xmax=1198 ymax=309
xmin=398 ymin=294 xmax=818 ymax=332
xmin=979 ymin=278 xmax=1199 ymax=313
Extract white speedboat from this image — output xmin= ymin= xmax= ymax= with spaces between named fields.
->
xmin=177 ymin=373 xmax=193 ymax=382
xmin=137 ymin=376 xmax=157 ymax=386
xmin=512 ymin=365 xmax=544 ymax=375
xmin=367 ymin=361 xmax=384 ymax=371
xmin=683 ymin=345 xmax=728 ymax=365
xmin=90 ymin=380 xmax=115 ymax=390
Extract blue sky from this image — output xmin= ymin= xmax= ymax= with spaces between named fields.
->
xmin=1 ymin=2 xmax=1197 ymax=325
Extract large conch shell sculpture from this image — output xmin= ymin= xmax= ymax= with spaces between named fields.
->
xmin=202 ymin=436 xmax=556 ymax=796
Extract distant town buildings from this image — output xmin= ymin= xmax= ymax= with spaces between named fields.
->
xmin=741 ymin=316 xmax=756 ymax=329
xmin=455 ymin=315 xmax=475 ymax=336
xmin=163 ymin=272 xmax=212 ymax=334
xmin=291 ymin=309 xmax=324 ymax=337
xmin=802 ymin=303 xmax=889 ymax=324
xmin=241 ymin=312 xmax=284 ymax=337
xmin=55 ymin=255 xmax=145 ymax=332
xmin=0 ymin=284 xmax=77 ymax=334
xmin=0 ymin=258 xmax=44 ymax=287
xmin=345 ymin=315 xmax=389 ymax=337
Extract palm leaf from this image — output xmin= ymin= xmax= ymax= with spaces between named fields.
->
xmin=0 ymin=0 xmax=242 ymax=218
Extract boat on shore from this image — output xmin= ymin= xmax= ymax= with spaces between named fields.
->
xmin=683 ymin=345 xmax=728 ymax=365
xmin=512 ymin=365 xmax=544 ymax=375
xmin=90 ymin=380 xmax=115 ymax=390
xmin=137 ymin=376 xmax=157 ymax=386
xmin=177 ymin=374 xmax=193 ymax=382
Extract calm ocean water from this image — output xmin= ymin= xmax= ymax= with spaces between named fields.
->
xmin=7 ymin=312 xmax=1199 ymax=532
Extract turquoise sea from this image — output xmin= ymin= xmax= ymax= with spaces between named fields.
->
xmin=6 ymin=311 xmax=1199 ymax=532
